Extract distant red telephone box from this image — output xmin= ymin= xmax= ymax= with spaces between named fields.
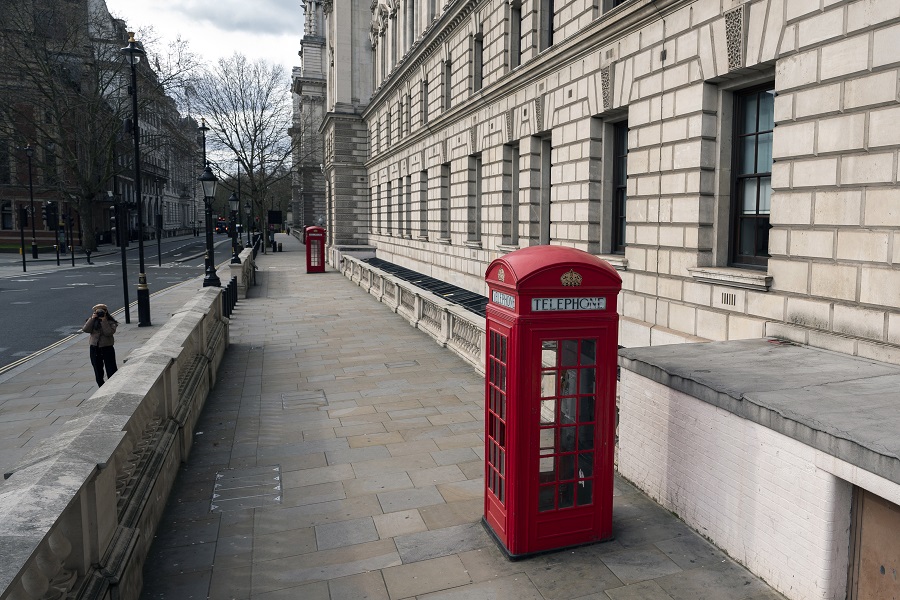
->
xmin=305 ymin=226 xmax=325 ymax=273
xmin=483 ymin=246 xmax=622 ymax=558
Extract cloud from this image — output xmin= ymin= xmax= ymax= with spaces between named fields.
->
xmin=160 ymin=0 xmax=300 ymax=36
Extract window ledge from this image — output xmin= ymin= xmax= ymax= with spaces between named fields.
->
xmin=497 ymin=244 xmax=519 ymax=253
xmin=464 ymin=240 xmax=482 ymax=249
xmin=595 ymin=254 xmax=628 ymax=271
xmin=688 ymin=267 xmax=772 ymax=291
xmin=436 ymin=237 xmax=451 ymax=245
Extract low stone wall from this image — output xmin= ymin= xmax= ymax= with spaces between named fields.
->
xmin=340 ymin=255 xmax=485 ymax=374
xmin=0 ymin=287 xmax=228 ymax=600
xmin=228 ymin=246 xmax=256 ymax=298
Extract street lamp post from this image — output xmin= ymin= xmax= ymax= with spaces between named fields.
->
xmin=244 ymin=201 xmax=251 ymax=246
xmin=121 ymin=32 xmax=151 ymax=327
xmin=23 ymin=145 xmax=38 ymax=258
xmin=199 ymin=164 xmax=221 ymax=287
xmin=228 ymin=191 xmax=241 ymax=264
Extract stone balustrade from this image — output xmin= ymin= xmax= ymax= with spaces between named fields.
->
xmin=340 ymin=255 xmax=486 ymax=374
xmin=227 ymin=247 xmax=256 ymax=298
xmin=0 ymin=287 xmax=229 ymax=600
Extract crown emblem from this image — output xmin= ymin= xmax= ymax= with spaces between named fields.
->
xmin=497 ymin=268 xmax=505 ymax=282
xmin=560 ymin=269 xmax=583 ymax=287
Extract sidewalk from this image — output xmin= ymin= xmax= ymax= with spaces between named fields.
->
xmin=140 ymin=233 xmax=786 ymax=600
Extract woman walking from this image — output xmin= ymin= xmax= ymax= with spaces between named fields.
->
xmin=82 ymin=303 xmax=119 ymax=387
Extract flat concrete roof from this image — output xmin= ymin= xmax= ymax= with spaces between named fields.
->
xmin=619 ymin=339 xmax=900 ymax=487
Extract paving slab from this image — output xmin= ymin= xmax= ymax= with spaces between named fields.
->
xmin=138 ymin=234 xmax=787 ymax=600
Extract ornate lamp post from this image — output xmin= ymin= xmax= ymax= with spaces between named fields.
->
xmin=228 ymin=191 xmax=241 ymax=264
xmin=121 ymin=32 xmax=151 ymax=326
xmin=199 ymin=164 xmax=221 ymax=287
xmin=22 ymin=145 xmax=38 ymax=258
xmin=244 ymin=201 xmax=251 ymax=246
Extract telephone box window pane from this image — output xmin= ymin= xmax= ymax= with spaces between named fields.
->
xmin=500 ymin=396 xmax=506 ymax=419
xmin=560 ymin=454 xmax=575 ymax=480
xmin=577 ymin=479 xmax=593 ymax=506
xmin=500 ymin=365 xmax=507 ymax=391
xmin=540 ymin=399 xmax=557 ymax=424
xmin=501 ymin=335 xmax=507 ymax=362
xmin=541 ymin=371 xmax=556 ymax=398
xmin=581 ymin=340 xmax=596 ymax=365
xmin=539 ymin=457 xmax=555 ymax=482
xmin=499 ymin=448 xmax=505 ymax=475
xmin=579 ymin=396 xmax=595 ymax=422
xmin=578 ymin=425 xmax=594 ymax=451
xmin=578 ymin=452 xmax=594 ymax=477
xmin=498 ymin=421 xmax=506 ymax=446
xmin=560 ymin=397 xmax=577 ymax=424
xmin=561 ymin=370 xmax=578 ymax=396
xmin=540 ymin=428 xmax=555 ymax=453
xmin=579 ymin=368 xmax=596 ymax=394
xmin=559 ymin=483 xmax=575 ymax=509
xmin=560 ymin=426 xmax=576 ymax=452
xmin=542 ymin=340 xmax=557 ymax=367
xmin=561 ymin=340 xmax=579 ymax=366
xmin=498 ymin=476 xmax=504 ymax=503
xmin=539 ymin=486 xmax=555 ymax=512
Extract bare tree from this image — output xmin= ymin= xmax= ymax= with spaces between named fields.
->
xmin=0 ymin=0 xmax=200 ymax=250
xmin=190 ymin=53 xmax=296 ymax=247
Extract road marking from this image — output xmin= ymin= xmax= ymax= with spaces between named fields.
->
xmin=96 ymin=284 xmax=116 ymax=288
xmin=11 ymin=301 xmax=31 ymax=304
xmin=49 ymin=287 xmax=74 ymax=290
xmin=0 ymin=289 xmax=28 ymax=293
xmin=69 ymin=283 xmax=90 ymax=286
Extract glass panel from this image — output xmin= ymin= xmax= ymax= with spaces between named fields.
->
xmin=501 ymin=335 xmax=507 ymax=362
xmin=499 ymin=475 xmax=504 ymax=503
xmin=561 ymin=340 xmax=579 ymax=366
xmin=560 ymin=397 xmax=577 ymax=424
xmin=497 ymin=421 xmax=506 ymax=446
xmin=741 ymin=93 xmax=758 ymax=134
xmin=579 ymin=368 xmax=596 ymax=395
xmin=756 ymin=218 xmax=770 ymax=255
xmin=578 ymin=452 xmax=594 ymax=478
xmin=759 ymin=90 xmax=775 ymax=131
xmin=739 ymin=135 xmax=757 ymax=174
xmin=577 ymin=479 xmax=593 ymax=506
xmin=580 ymin=340 xmax=596 ymax=365
xmin=560 ymin=370 xmax=578 ymax=396
xmin=500 ymin=365 xmax=506 ymax=391
xmin=541 ymin=340 xmax=557 ymax=367
xmin=742 ymin=179 xmax=758 ymax=214
xmin=540 ymin=428 xmax=555 ymax=453
xmin=539 ymin=457 xmax=555 ymax=482
xmin=541 ymin=371 xmax=556 ymax=398
xmin=539 ymin=485 xmax=555 ymax=512
xmin=559 ymin=483 xmax=574 ymax=508
xmin=499 ymin=395 xmax=506 ymax=420
xmin=540 ymin=399 xmax=557 ymax=424
xmin=560 ymin=426 xmax=576 ymax=452
xmin=578 ymin=425 xmax=594 ymax=451
xmin=757 ymin=132 xmax=772 ymax=173
xmin=560 ymin=454 xmax=575 ymax=480
xmin=739 ymin=218 xmax=756 ymax=256
xmin=578 ymin=396 xmax=595 ymax=422
xmin=499 ymin=448 xmax=505 ymax=475
xmin=758 ymin=177 xmax=772 ymax=214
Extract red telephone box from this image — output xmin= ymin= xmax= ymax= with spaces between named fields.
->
xmin=483 ymin=245 xmax=621 ymax=558
xmin=305 ymin=226 xmax=326 ymax=273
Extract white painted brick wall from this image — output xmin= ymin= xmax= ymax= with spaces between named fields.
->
xmin=617 ymin=371 xmax=852 ymax=600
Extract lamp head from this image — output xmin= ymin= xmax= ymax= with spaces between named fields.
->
xmin=244 ymin=201 xmax=251 ymax=215
xmin=198 ymin=117 xmax=209 ymax=134
xmin=198 ymin=163 xmax=217 ymax=199
xmin=120 ymin=32 xmax=145 ymax=66
xmin=24 ymin=144 xmax=34 ymax=158
xmin=228 ymin=191 xmax=239 ymax=212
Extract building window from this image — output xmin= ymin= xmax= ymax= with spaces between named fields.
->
xmin=731 ymin=85 xmax=774 ymax=267
xmin=444 ymin=59 xmax=452 ymax=111
xmin=540 ymin=136 xmax=552 ymax=245
xmin=472 ymin=27 xmax=484 ymax=93
xmin=612 ymin=121 xmax=628 ymax=253
xmin=468 ymin=154 xmax=482 ymax=243
xmin=404 ymin=174 xmax=412 ymax=236
xmin=539 ymin=0 xmax=554 ymax=51
xmin=405 ymin=91 xmax=412 ymax=134
xmin=418 ymin=169 xmax=428 ymax=238
xmin=386 ymin=180 xmax=393 ymax=234
xmin=509 ymin=1 xmax=522 ymax=70
xmin=422 ymin=78 xmax=429 ymax=125
xmin=374 ymin=184 xmax=381 ymax=233
xmin=440 ymin=162 xmax=450 ymax=240
xmin=0 ymin=140 xmax=9 ymax=184
xmin=386 ymin=109 xmax=392 ymax=148
xmin=406 ymin=2 xmax=416 ymax=49
xmin=1 ymin=201 xmax=12 ymax=230
xmin=603 ymin=0 xmax=631 ymax=10
xmin=503 ymin=143 xmax=519 ymax=246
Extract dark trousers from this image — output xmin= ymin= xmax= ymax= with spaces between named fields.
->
xmin=90 ymin=345 xmax=118 ymax=386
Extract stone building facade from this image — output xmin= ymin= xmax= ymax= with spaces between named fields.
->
xmin=323 ymin=0 xmax=900 ymax=367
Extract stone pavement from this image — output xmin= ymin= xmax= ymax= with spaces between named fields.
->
xmin=139 ymin=233 xmax=786 ymax=600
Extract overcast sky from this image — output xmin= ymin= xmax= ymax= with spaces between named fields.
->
xmin=104 ymin=0 xmax=303 ymax=78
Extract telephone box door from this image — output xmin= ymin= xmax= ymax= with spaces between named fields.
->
xmin=306 ymin=226 xmax=325 ymax=273
xmin=484 ymin=322 xmax=513 ymax=547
